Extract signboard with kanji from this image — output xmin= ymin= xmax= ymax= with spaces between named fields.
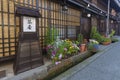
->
xmin=23 ymin=16 xmax=36 ymax=32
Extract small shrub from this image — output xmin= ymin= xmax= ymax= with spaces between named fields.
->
xmin=90 ymin=27 xmax=103 ymax=43
xmin=44 ymin=26 xmax=58 ymax=45
xmin=101 ymin=38 xmax=111 ymax=42
xmin=111 ymin=38 xmax=119 ymax=42
xmin=77 ymin=33 xmax=83 ymax=44
xmin=110 ymin=29 xmax=115 ymax=38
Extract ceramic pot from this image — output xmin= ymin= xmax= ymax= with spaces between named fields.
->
xmin=80 ymin=44 xmax=86 ymax=52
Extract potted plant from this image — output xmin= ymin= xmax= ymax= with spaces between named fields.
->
xmin=101 ymin=38 xmax=111 ymax=45
xmin=110 ymin=29 xmax=115 ymax=38
xmin=44 ymin=26 xmax=58 ymax=55
xmin=109 ymin=29 xmax=118 ymax=43
xmin=77 ymin=34 xmax=86 ymax=52
xmin=90 ymin=26 xmax=103 ymax=43
xmin=88 ymin=39 xmax=99 ymax=53
xmin=46 ymin=39 xmax=79 ymax=64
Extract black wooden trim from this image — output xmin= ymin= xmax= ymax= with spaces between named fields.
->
xmin=15 ymin=6 xmax=41 ymax=17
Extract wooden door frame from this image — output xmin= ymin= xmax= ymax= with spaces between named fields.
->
xmin=80 ymin=12 xmax=92 ymax=39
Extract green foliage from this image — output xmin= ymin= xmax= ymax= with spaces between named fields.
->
xmin=102 ymin=38 xmax=111 ymax=42
xmin=92 ymin=32 xmax=104 ymax=43
xmin=90 ymin=26 xmax=112 ymax=43
xmin=88 ymin=39 xmax=99 ymax=52
xmin=90 ymin=26 xmax=97 ymax=38
xmin=45 ymin=27 xmax=58 ymax=45
xmin=110 ymin=29 xmax=115 ymax=38
xmin=111 ymin=38 xmax=119 ymax=42
xmin=73 ymin=41 xmax=79 ymax=46
xmin=90 ymin=27 xmax=103 ymax=43
xmin=77 ymin=33 xmax=83 ymax=44
xmin=88 ymin=43 xmax=94 ymax=51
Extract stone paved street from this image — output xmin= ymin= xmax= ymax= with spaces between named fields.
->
xmin=69 ymin=43 xmax=120 ymax=80
xmin=53 ymin=37 xmax=120 ymax=80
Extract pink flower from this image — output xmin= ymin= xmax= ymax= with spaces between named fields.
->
xmin=52 ymin=51 xmax=56 ymax=56
xmin=64 ymin=48 xmax=67 ymax=51
xmin=59 ymin=54 xmax=62 ymax=59
xmin=55 ymin=61 xmax=61 ymax=65
xmin=46 ymin=45 xmax=51 ymax=50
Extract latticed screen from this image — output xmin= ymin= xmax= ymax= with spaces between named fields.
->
xmin=0 ymin=0 xmax=80 ymax=59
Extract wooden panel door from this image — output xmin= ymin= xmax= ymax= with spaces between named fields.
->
xmin=81 ymin=17 xmax=91 ymax=39
xmin=99 ymin=19 xmax=106 ymax=34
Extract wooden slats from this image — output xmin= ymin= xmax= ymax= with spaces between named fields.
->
xmin=0 ymin=0 xmax=81 ymax=60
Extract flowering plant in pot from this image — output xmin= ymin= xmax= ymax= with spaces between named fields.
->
xmin=88 ymin=39 xmax=99 ymax=53
xmin=44 ymin=27 xmax=58 ymax=55
xmin=77 ymin=34 xmax=87 ymax=52
xmin=46 ymin=38 xmax=79 ymax=65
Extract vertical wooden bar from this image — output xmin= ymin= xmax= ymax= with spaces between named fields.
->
xmin=23 ymin=0 xmax=25 ymax=6
xmin=1 ymin=0 xmax=5 ymax=56
xmin=63 ymin=8 xmax=65 ymax=39
xmin=32 ymin=0 xmax=33 ymax=8
xmin=39 ymin=0 xmax=41 ymax=47
xmin=55 ymin=0 xmax=56 ymax=34
xmin=28 ymin=0 xmax=30 ymax=7
xmin=58 ymin=4 xmax=60 ymax=38
xmin=60 ymin=5 xmax=61 ymax=37
xmin=13 ymin=0 xmax=17 ymax=54
xmin=36 ymin=0 xmax=39 ymax=9
xmin=7 ymin=0 xmax=11 ymax=56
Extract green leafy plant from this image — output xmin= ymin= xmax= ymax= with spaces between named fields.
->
xmin=111 ymin=38 xmax=119 ymax=42
xmin=102 ymin=38 xmax=111 ymax=42
xmin=90 ymin=26 xmax=97 ymax=38
xmin=90 ymin=27 xmax=103 ymax=43
xmin=77 ymin=33 xmax=83 ymax=44
xmin=110 ymin=29 xmax=115 ymax=38
xmin=45 ymin=26 xmax=58 ymax=45
xmin=88 ymin=39 xmax=99 ymax=52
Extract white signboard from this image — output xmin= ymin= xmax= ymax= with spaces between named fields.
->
xmin=23 ymin=16 xmax=36 ymax=32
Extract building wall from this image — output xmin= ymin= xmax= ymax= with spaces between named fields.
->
xmin=0 ymin=0 xmax=81 ymax=58
xmin=91 ymin=16 xmax=97 ymax=27
xmin=92 ymin=0 xmax=97 ymax=5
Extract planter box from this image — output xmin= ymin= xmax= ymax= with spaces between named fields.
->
xmin=41 ymin=51 xmax=94 ymax=80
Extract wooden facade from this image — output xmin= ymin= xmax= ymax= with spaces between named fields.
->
xmin=86 ymin=0 xmax=120 ymax=35
xmin=0 ymin=0 xmax=81 ymax=60
xmin=0 ymin=0 xmax=120 ymax=61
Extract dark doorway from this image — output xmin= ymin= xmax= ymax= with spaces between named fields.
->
xmin=98 ymin=19 xmax=106 ymax=35
xmin=81 ymin=17 xmax=91 ymax=39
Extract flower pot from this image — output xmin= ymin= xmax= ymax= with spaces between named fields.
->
xmin=102 ymin=41 xmax=111 ymax=45
xmin=80 ymin=44 xmax=86 ymax=52
xmin=92 ymin=44 xmax=99 ymax=52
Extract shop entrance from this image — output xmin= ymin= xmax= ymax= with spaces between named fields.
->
xmin=81 ymin=17 xmax=91 ymax=39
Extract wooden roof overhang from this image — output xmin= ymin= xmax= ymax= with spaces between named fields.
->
xmin=15 ymin=6 xmax=42 ymax=18
xmin=67 ymin=0 xmax=119 ymax=21
xmin=67 ymin=0 xmax=107 ymax=17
